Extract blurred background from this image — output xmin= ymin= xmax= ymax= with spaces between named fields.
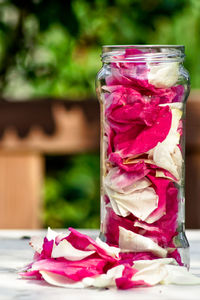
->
xmin=0 ymin=0 xmax=200 ymax=229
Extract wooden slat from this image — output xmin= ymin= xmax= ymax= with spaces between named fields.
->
xmin=185 ymin=152 xmax=200 ymax=228
xmin=0 ymin=152 xmax=43 ymax=229
xmin=0 ymin=100 xmax=100 ymax=154
xmin=186 ymin=90 xmax=200 ymax=149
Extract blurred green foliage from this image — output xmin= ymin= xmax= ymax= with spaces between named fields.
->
xmin=0 ymin=0 xmax=199 ymax=100
xmin=0 ymin=0 xmax=199 ymax=228
xmin=44 ymin=153 xmax=100 ymax=228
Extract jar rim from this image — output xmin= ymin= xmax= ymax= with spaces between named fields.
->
xmin=102 ymin=45 xmax=185 ymax=63
xmin=102 ymin=44 xmax=184 ymax=49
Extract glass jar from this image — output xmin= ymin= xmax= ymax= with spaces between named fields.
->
xmin=96 ymin=45 xmax=190 ymax=267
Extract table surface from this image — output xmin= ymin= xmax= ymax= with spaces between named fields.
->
xmin=1 ymin=229 xmax=200 ymax=300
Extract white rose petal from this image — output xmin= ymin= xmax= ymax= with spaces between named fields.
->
xmin=29 ymin=236 xmax=44 ymax=254
xmin=134 ymin=220 xmax=160 ymax=233
xmin=51 ymin=239 xmax=95 ymax=261
xmin=104 ymin=168 xmax=151 ymax=193
xmin=119 ymin=227 xmax=167 ymax=258
xmin=104 ymin=172 xmax=158 ymax=221
xmin=133 ymin=258 xmax=177 ymax=270
xmin=40 ymin=271 xmax=85 ymax=288
xmin=105 ymin=184 xmax=158 ymax=221
xmin=132 ymin=259 xmax=177 ymax=285
xmin=148 ymin=62 xmax=179 ymax=88
xmin=83 ymin=265 xmax=124 ymax=288
xmin=46 ymin=227 xmax=59 ymax=241
xmin=95 ymin=237 xmax=120 ymax=259
xmin=153 ymin=143 xmax=181 ymax=180
xmin=148 ymin=106 xmax=183 ymax=180
xmin=163 ymin=265 xmax=200 ymax=285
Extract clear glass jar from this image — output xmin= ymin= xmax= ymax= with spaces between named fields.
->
xmin=96 ymin=45 xmax=190 ymax=267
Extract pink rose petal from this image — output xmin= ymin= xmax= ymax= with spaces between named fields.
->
xmin=32 ymin=258 xmax=107 ymax=281
xmin=66 ymin=227 xmax=119 ymax=262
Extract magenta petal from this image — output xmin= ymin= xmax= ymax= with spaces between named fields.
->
xmin=171 ymin=85 xmax=185 ymax=103
xmin=109 ymin=152 xmax=150 ymax=176
xmin=41 ymin=238 xmax=54 ymax=258
xmin=125 ymin=48 xmax=143 ymax=56
xmin=32 ymin=258 xmax=107 ymax=281
xmin=115 ymin=264 xmax=146 ymax=290
xmin=105 ymin=207 xmax=136 ymax=246
xmin=66 ymin=228 xmax=118 ymax=262
xmin=116 ymin=277 xmax=149 ymax=289
xmin=113 ymin=106 xmax=172 ymax=158
xmin=154 ymin=184 xmax=179 ymax=248
xmin=168 ymin=249 xmax=183 ymax=266
xmin=119 ymin=252 xmax=158 ymax=265
xmin=108 ymin=102 xmax=160 ymax=128
xmin=146 ymin=175 xmax=170 ymax=223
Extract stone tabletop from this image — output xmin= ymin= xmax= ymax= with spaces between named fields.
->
xmin=0 ymin=229 xmax=200 ymax=300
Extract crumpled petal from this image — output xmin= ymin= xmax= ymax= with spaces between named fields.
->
xmin=104 ymin=168 xmax=158 ymax=220
xmin=30 ymin=236 xmax=44 ymax=254
xmin=109 ymin=153 xmax=150 ymax=175
xmin=115 ymin=264 xmax=144 ymax=289
xmin=40 ymin=271 xmax=85 ymax=288
xmin=113 ymin=106 xmax=172 ymax=157
xmin=145 ymin=176 xmax=171 ymax=224
xmin=51 ymin=239 xmax=95 ymax=261
xmin=20 ymin=227 xmax=200 ymax=289
xmin=148 ymin=62 xmax=179 ymax=88
xmin=105 ymin=184 xmax=158 ymax=221
xmin=132 ymin=258 xmax=177 ymax=285
xmin=148 ymin=104 xmax=183 ymax=180
xmin=31 ymin=258 xmax=107 ymax=281
xmin=95 ymin=237 xmax=120 ymax=258
xmin=119 ymin=226 xmax=167 ymax=258
xmin=163 ymin=265 xmax=200 ymax=285
xmin=83 ymin=265 xmax=124 ymax=288
xmin=104 ymin=166 xmax=147 ymax=193
xmin=133 ymin=220 xmax=161 ymax=233
xmin=66 ymin=227 xmax=120 ymax=261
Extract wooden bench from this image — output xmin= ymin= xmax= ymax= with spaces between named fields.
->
xmin=0 ymin=92 xmax=199 ymax=229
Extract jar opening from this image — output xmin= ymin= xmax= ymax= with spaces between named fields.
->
xmin=102 ymin=45 xmax=185 ymax=63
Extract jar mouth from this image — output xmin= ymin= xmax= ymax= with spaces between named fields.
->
xmin=102 ymin=45 xmax=185 ymax=63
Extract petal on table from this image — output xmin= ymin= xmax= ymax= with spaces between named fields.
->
xmin=119 ymin=227 xmax=167 ymax=258
xmin=132 ymin=258 xmax=175 ymax=285
xmin=29 ymin=236 xmax=44 ymax=254
xmin=115 ymin=264 xmax=144 ymax=289
xmin=32 ymin=258 xmax=107 ymax=281
xmin=40 ymin=271 xmax=85 ymax=288
xmin=51 ymin=239 xmax=95 ymax=261
xmin=95 ymin=237 xmax=120 ymax=258
xmin=83 ymin=265 xmax=125 ymax=288
xmin=66 ymin=228 xmax=120 ymax=261
xmin=163 ymin=265 xmax=200 ymax=285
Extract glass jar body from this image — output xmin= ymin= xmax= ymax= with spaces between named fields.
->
xmin=96 ymin=46 xmax=190 ymax=267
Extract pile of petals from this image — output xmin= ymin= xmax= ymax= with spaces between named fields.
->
xmin=19 ymin=228 xmax=200 ymax=289
xmin=99 ymin=47 xmax=190 ymax=266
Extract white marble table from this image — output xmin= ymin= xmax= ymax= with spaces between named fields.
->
xmin=0 ymin=229 xmax=200 ymax=300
